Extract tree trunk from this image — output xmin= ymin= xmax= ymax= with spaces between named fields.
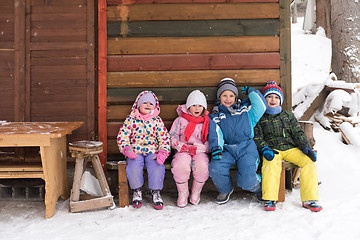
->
xmin=316 ymin=0 xmax=331 ymax=37
xmin=330 ymin=0 xmax=360 ymax=83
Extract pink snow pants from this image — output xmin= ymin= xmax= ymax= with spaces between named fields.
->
xmin=171 ymin=152 xmax=209 ymax=183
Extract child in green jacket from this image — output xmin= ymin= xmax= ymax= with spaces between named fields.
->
xmin=254 ymin=81 xmax=322 ymax=212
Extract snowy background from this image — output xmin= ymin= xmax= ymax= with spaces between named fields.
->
xmin=1 ymin=17 xmax=360 ymax=240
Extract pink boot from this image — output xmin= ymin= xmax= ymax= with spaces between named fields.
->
xmin=190 ymin=180 xmax=205 ymax=205
xmin=176 ymin=182 xmax=189 ymax=208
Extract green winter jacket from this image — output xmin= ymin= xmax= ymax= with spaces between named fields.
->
xmin=254 ymin=110 xmax=310 ymax=152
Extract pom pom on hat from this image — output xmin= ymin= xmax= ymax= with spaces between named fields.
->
xmin=217 ymin=78 xmax=238 ymax=99
xmin=262 ymin=81 xmax=284 ymax=105
xmin=136 ymin=92 xmax=156 ymax=108
xmin=186 ymin=90 xmax=207 ymax=109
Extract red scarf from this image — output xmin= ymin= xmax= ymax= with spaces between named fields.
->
xmin=181 ymin=110 xmax=209 ymax=143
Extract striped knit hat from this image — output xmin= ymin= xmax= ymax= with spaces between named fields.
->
xmin=262 ymin=81 xmax=284 ymax=105
xmin=217 ymin=78 xmax=238 ymax=99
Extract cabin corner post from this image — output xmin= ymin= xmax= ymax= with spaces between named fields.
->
xmin=98 ymin=0 xmax=108 ymax=166
xmin=279 ymin=0 xmax=292 ymax=111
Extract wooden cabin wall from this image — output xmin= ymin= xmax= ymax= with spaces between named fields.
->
xmin=104 ymin=0 xmax=291 ymax=160
xmin=0 ymin=0 xmax=95 ymax=163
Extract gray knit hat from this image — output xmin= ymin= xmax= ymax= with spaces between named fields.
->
xmin=216 ymin=78 xmax=238 ymax=99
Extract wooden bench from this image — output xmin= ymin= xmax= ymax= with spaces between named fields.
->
xmin=0 ymin=121 xmax=84 ymax=218
xmin=113 ymin=121 xmax=314 ymax=206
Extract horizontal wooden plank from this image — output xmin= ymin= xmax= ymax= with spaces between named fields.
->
xmin=31 ymin=49 xmax=87 ymax=58
xmin=107 ymin=0 xmax=279 ymax=4
xmin=31 ymin=57 xmax=87 ymax=66
xmin=30 ymin=42 xmax=88 ymax=50
xmin=31 ymin=13 xmax=87 ymax=22
xmin=31 ymin=19 xmax=87 ymax=30
xmin=108 ymin=19 xmax=279 ymax=37
xmin=31 ymin=6 xmax=87 ymax=14
xmin=30 ymin=108 xmax=87 ymax=117
xmin=31 ymin=94 xmax=87 ymax=103
xmin=107 ymin=69 xmax=280 ymax=88
xmin=108 ymin=87 xmax=218 ymax=104
xmin=31 ymin=72 xmax=87 ymax=81
xmin=107 ymin=53 xmax=280 ymax=71
xmin=31 ymin=0 xmax=87 ymax=6
xmin=107 ymin=3 xmax=279 ymax=21
xmin=0 ymin=165 xmax=43 ymax=172
xmin=31 ymin=65 xmax=86 ymax=73
xmin=108 ymin=36 xmax=279 ymax=55
xmin=31 ymin=79 xmax=87 ymax=88
xmin=31 ymin=87 xmax=87 ymax=96
xmin=0 ymin=42 xmax=14 ymax=49
xmin=0 ymin=172 xmax=44 ymax=179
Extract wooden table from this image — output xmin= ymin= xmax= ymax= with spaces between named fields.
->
xmin=0 ymin=121 xmax=83 ymax=219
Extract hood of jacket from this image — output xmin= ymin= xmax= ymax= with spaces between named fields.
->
xmin=130 ymin=91 xmax=160 ymax=119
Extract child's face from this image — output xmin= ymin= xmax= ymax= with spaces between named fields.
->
xmin=220 ymin=90 xmax=236 ymax=108
xmin=266 ymin=94 xmax=281 ymax=108
xmin=138 ymin=102 xmax=155 ymax=115
xmin=188 ymin=105 xmax=204 ymax=118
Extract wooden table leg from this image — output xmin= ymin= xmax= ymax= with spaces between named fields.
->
xmin=118 ymin=161 xmax=129 ymax=208
xmin=40 ymin=136 xmax=69 ymax=219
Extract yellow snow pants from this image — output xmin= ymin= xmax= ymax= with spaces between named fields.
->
xmin=262 ymin=148 xmax=319 ymax=202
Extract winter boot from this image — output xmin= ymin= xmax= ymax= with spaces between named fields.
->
xmin=189 ymin=180 xmax=205 ymax=205
xmin=302 ymin=201 xmax=322 ymax=212
xmin=216 ymin=188 xmax=233 ymax=205
xmin=132 ymin=188 xmax=142 ymax=208
xmin=176 ymin=182 xmax=189 ymax=208
xmin=264 ymin=200 xmax=276 ymax=211
xmin=151 ymin=190 xmax=164 ymax=210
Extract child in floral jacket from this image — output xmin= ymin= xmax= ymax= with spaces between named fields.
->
xmin=117 ymin=91 xmax=171 ymax=210
xmin=254 ymin=81 xmax=322 ymax=212
xmin=169 ymin=90 xmax=210 ymax=207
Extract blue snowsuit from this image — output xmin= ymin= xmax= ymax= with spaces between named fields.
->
xmin=208 ymin=89 xmax=267 ymax=194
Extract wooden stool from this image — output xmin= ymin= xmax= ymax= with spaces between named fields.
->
xmin=69 ymin=141 xmax=115 ymax=212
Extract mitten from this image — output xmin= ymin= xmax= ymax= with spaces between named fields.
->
xmin=188 ymin=146 xmax=197 ymax=156
xmin=261 ymin=146 xmax=279 ymax=161
xmin=211 ymin=149 xmax=222 ymax=160
xmin=302 ymin=147 xmax=317 ymax=162
xmin=123 ymin=146 xmax=137 ymax=159
xmin=180 ymin=144 xmax=190 ymax=153
xmin=194 ymin=142 xmax=208 ymax=153
xmin=154 ymin=150 xmax=169 ymax=165
xmin=241 ymin=86 xmax=255 ymax=95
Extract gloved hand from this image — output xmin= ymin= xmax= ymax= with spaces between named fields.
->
xmin=212 ymin=149 xmax=222 ymax=160
xmin=241 ymin=86 xmax=255 ymax=95
xmin=188 ymin=146 xmax=197 ymax=156
xmin=194 ymin=142 xmax=208 ymax=153
xmin=154 ymin=150 xmax=169 ymax=165
xmin=180 ymin=144 xmax=190 ymax=153
xmin=302 ymin=147 xmax=317 ymax=162
xmin=123 ymin=146 xmax=137 ymax=159
xmin=261 ymin=146 xmax=279 ymax=161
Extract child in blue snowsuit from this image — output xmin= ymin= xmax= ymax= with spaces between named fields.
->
xmin=208 ymin=78 xmax=267 ymax=204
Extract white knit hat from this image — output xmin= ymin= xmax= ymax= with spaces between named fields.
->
xmin=186 ymin=90 xmax=207 ymax=109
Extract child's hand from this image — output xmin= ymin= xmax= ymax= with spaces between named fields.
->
xmin=211 ymin=149 xmax=222 ymax=160
xmin=241 ymin=86 xmax=255 ymax=95
xmin=123 ymin=146 xmax=137 ymax=159
xmin=261 ymin=146 xmax=279 ymax=161
xmin=180 ymin=144 xmax=190 ymax=153
xmin=188 ymin=146 xmax=197 ymax=156
xmin=301 ymin=147 xmax=317 ymax=162
xmin=154 ymin=150 xmax=169 ymax=165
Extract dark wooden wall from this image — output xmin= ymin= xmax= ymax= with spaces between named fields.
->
xmin=104 ymin=0 xmax=291 ymax=160
xmin=0 ymin=0 xmax=95 ymax=163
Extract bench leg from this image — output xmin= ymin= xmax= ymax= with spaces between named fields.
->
xmin=118 ymin=161 xmax=129 ymax=208
xmin=277 ymin=161 xmax=286 ymax=202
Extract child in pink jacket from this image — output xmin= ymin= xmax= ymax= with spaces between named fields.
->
xmin=169 ymin=90 xmax=210 ymax=207
xmin=117 ymin=91 xmax=171 ymax=210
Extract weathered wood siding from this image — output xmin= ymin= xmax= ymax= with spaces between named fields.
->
xmin=0 ymin=0 xmax=95 ymax=163
xmin=104 ymin=0 xmax=291 ymax=158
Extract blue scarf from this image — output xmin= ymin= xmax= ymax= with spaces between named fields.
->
xmin=266 ymin=106 xmax=282 ymax=115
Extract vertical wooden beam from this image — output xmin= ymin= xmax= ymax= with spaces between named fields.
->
xmin=279 ymin=0 xmax=292 ymax=111
xmin=87 ymin=0 xmax=95 ymax=140
xmin=14 ymin=0 xmax=26 ymax=122
xmin=25 ymin=0 xmax=31 ymax=121
xmin=98 ymin=0 xmax=108 ymax=166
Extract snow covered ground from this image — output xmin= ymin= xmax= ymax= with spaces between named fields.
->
xmin=1 ymin=18 xmax=360 ymax=240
